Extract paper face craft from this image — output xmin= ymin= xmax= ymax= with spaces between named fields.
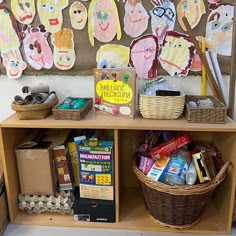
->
xmin=123 ymin=0 xmax=149 ymax=38
xmin=206 ymin=4 xmax=234 ymax=56
xmin=88 ymin=0 xmax=121 ymax=46
xmin=11 ymin=0 xmax=35 ymax=24
xmin=51 ymin=28 xmax=76 ymax=70
xmin=177 ymin=0 xmax=206 ymax=31
xmin=159 ymin=31 xmax=195 ymax=77
xmin=96 ymin=44 xmax=130 ymax=69
xmin=150 ymin=0 xmax=176 ymax=45
xmin=37 ymin=0 xmax=68 ymax=33
xmin=129 ymin=34 xmax=159 ymax=79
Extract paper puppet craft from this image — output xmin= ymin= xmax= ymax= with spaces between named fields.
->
xmin=129 ymin=34 xmax=159 ymax=79
xmin=96 ymin=44 xmax=130 ymax=69
xmin=88 ymin=0 xmax=121 ymax=46
xmin=177 ymin=0 xmax=206 ymax=31
xmin=37 ymin=0 xmax=68 ymax=33
xmin=123 ymin=0 xmax=149 ymax=38
xmin=205 ymin=4 xmax=234 ymax=56
xmin=69 ymin=1 xmax=87 ymax=30
xmin=51 ymin=28 xmax=76 ymax=70
xmin=150 ymin=0 xmax=176 ymax=45
xmin=20 ymin=25 xmax=53 ymax=70
xmin=11 ymin=0 xmax=35 ymax=24
xmin=159 ymin=31 xmax=195 ymax=77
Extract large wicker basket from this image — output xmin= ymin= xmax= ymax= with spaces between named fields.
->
xmin=139 ymin=92 xmax=185 ymax=119
xmin=132 ymin=154 xmax=230 ymax=229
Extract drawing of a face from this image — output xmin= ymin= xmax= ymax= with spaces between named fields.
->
xmin=69 ymin=1 xmax=87 ymax=30
xmin=11 ymin=0 xmax=35 ymax=24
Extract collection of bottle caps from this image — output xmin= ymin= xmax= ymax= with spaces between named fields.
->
xmin=57 ymin=97 xmax=88 ymax=110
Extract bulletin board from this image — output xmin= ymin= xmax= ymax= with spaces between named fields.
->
xmin=0 ymin=0 xmax=234 ymax=76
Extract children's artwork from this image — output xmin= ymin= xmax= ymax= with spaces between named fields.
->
xmin=129 ymin=34 xmax=159 ymax=79
xmin=159 ymin=31 xmax=195 ymax=77
xmin=190 ymin=53 xmax=201 ymax=72
xmin=177 ymin=0 xmax=206 ymax=31
xmin=123 ymin=0 xmax=149 ymax=38
xmin=69 ymin=1 xmax=87 ymax=30
xmin=88 ymin=0 xmax=121 ymax=46
xmin=20 ymin=25 xmax=53 ymax=70
xmin=150 ymin=0 xmax=176 ymax=45
xmin=11 ymin=0 xmax=35 ymax=24
xmin=37 ymin=0 xmax=69 ymax=33
xmin=96 ymin=44 xmax=130 ymax=69
xmin=51 ymin=28 xmax=76 ymax=70
xmin=1 ymin=49 xmax=27 ymax=79
xmin=205 ymin=4 xmax=234 ymax=56
xmin=208 ymin=0 xmax=220 ymax=3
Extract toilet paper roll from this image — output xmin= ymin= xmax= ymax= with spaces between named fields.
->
xmin=24 ymin=95 xmax=35 ymax=105
xmin=34 ymin=93 xmax=49 ymax=104
xmin=43 ymin=91 xmax=57 ymax=104
xmin=14 ymin=95 xmax=25 ymax=105
xmin=22 ymin=84 xmax=50 ymax=94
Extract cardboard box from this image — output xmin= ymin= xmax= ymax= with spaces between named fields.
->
xmin=15 ymin=129 xmax=71 ymax=195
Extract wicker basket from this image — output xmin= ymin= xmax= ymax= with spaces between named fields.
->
xmin=139 ymin=92 xmax=185 ymax=119
xmin=185 ymin=95 xmax=227 ymax=124
xmin=132 ymin=154 xmax=230 ymax=229
xmin=52 ymin=98 xmax=93 ymax=121
xmin=11 ymin=98 xmax=58 ymax=120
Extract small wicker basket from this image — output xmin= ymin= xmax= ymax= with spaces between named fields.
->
xmin=139 ymin=92 xmax=185 ymax=119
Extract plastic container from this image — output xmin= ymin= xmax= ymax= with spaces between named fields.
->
xmin=186 ymin=159 xmax=197 ymax=185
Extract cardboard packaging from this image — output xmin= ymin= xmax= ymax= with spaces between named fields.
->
xmin=15 ymin=129 xmax=71 ymax=195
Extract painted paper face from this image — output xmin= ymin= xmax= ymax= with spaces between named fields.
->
xmin=177 ymin=0 xmax=206 ymax=31
xmin=96 ymin=44 xmax=130 ymax=69
xmin=206 ymin=4 xmax=234 ymax=56
xmin=20 ymin=25 xmax=53 ymax=70
xmin=51 ymin=28 xmax=75 ymax=70
xmin=37 ymin=0 xmax=68 ymax=33
xmin=69 ymin=1 xmax=87 ymax=30
xmin=159 ymin=31 xmax=195 ymax=76
xmin=88 ymin=0 xmax=121 ymax=46
xmin=123 ymin=0 xmax=149 ymax=38
xmin=11 ymin=0 xmax=35 ymax=24
xmin=129 ymin=34 xmax=159 ymax=79
xmin=150 ymin=0 xmax=176 ymax=45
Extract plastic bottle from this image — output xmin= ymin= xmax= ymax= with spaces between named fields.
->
xmin=186 ymin=159 xmax=197 ymax=185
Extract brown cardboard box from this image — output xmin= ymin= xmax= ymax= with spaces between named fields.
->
xmin=15 ymin=129 xmax=71 ymax=195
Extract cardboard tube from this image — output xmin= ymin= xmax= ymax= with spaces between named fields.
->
xmin=24 ymin=95 xmax=35 ymax=105
xmin=43 ymin=91 xmax=57 ymax=103
xmin=22 ymin=84 xmax=50 ymax=94
xmin=34 ymin=93 xmax=49 ymax=104
xmin=14 ymin=95 xmax=25 ymax=105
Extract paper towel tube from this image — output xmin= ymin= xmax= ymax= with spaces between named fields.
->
xmin=35 ymin=93 xmax=49 ymax=104
xmin=24 ymin=95 xmax=35 ymax=105
xmin=43 ymin=91 xmax=57 ymax=104
xmin=14 ymin=95 xmax=25 ymax=105
xmin=22 ymin=84 xmax=50 ymax=94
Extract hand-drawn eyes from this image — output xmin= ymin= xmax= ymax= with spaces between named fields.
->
xmin=29 ymin=41 xmax=42 ymax=54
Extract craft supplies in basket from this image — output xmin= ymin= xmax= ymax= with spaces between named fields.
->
xmin=185 ymin=95 xmax=227 ymax=124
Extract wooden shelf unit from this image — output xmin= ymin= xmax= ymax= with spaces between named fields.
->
xmin=0 ymin=111 xmax=236 ymax=234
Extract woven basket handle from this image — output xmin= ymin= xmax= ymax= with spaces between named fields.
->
xmin=213 ymin=161 xmax=231 ymax=185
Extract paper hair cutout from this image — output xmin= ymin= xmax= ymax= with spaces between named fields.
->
xmin=150 ymin=0 xmax=176 ymax=45
xmin=11 ymin=0 xmax=35 ymax=24
xmin=129 ymin=34 xmax=159 ymax=79
xmin=96 ymin=44 xmax=130 ymax=68
xmin=159 ymin=31 xmax=195 ymax=76
xmin=205 ymin=4 xmax=234 ymax=56
xmin=51 ymin=28 xmax=76 ymax=70
xmin=20 ymin=25 xmax=53 ymax=70
xmin=69 ymin=1 xmax=87 ymax=30
xmin=177 ymin=0 xmax=206 ymax=31
xmin=37 ymin=0 xmax=69 ymax=33
xmin=88 ymin=0 xmax=121 ymax=46
xmin=123 ymin=0 xmax=149 ymax=38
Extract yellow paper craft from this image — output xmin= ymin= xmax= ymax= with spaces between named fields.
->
xmin=51 ymin=28 xmax=76 ymax=70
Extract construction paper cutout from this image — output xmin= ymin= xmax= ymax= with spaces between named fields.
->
xmin=159 ymin=31 xmax=195 ymax=77
xmin=11 ymin=0 xmax=35 ymax=24
xmin=37 ymin=0 xmax=69 ymax=33
xmin=51 ymin=28 xmax=75 ymax=70
xmin=96 ymin=44 xmax=130 ymax=68
xmin=205 ymin=4 xmax=234 ymax=56
xmin=129 ymin=34 xmax=159 ymax=79
xmin=177 ymin=0 xmax=206 ymax=31
xmin=69 ymin=1 xmax=87 ymax=30
xmin=190 ymin=53 xmax=201 ymax=72
xmin=20 ymin=25 xmax=53 ymax=70
xmin=0 ymin=7 xmax=21 ymax=51
xmin=150 ymin=0 xmax=176 ymax=45
xmin=1 ymin=49 xmax=27 ymax=79
xmin=123 ymin=0 xmax=149 ymax=38
xmin=88 ymin=0 xmax=121 ymax=46
xmin=208 ymin=0 xmax=220 ymax=3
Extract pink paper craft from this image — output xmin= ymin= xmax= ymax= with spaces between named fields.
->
xmin=20 ymin=25 xmax=53 ymax=70
xmin=129 ymin=34 xmax=159 ymax=79
xmin=159 ymin=31 xmax=195 ymax=77
xmin=123 ymin=0 xmax=149 ymax=38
